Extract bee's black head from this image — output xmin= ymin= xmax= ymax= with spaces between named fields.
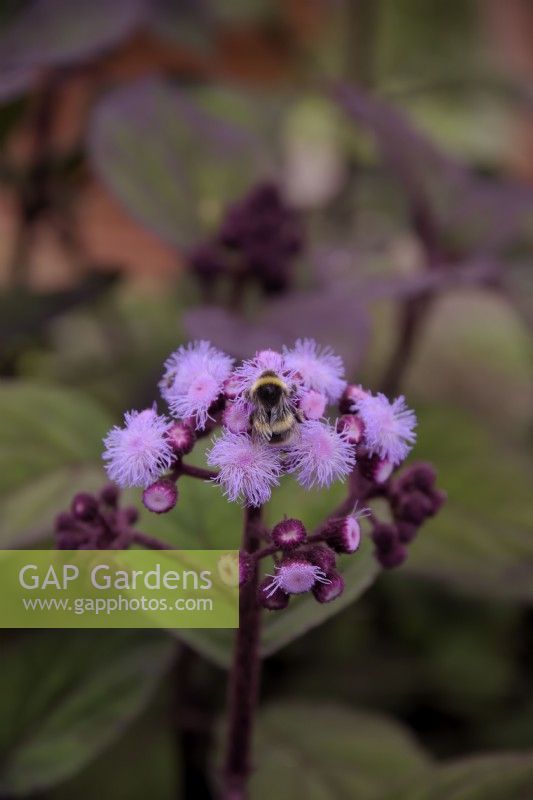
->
xmin=256 ymin=382 xmax=282 ymax=407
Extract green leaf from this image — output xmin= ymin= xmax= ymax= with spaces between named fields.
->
xmin=385 ymin=751 xmax=533 ymax=800
xmin=245 ymin=703 xmax=430 ymax=800
xmin=406 ymin=290 xmax=533 ymax=435
xmin=406 ymin=405 xmax=533 ymax=600
xmin=89 ymin=79 xmax=275 ymax=247
xmin=0 ymin=630 xmax=174 ymax=796
xmin=0 ymin=382 xmax=111 ymax=545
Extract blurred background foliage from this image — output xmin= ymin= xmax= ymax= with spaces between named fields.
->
xmin=1 ymin=0 xmax=533 ymax=798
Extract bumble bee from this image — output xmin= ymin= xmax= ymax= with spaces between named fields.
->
xmin=248 ymin=370 xmax=302 ymax=445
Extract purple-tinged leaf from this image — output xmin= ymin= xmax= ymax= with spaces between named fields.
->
xmin=0 ymin=0 xmax=147 ymax=74
xmin=184 ymin=282 xmax=371 ymax=378
xmin=0 ymin=64 xmax=41 ymax=102
xmin=149 ymin=0 xmax=217 ymax=54
xmin=333 ymin=83 xmax=533 ymax=254
xmin=88 ymin=78 xmax=275 ymax=248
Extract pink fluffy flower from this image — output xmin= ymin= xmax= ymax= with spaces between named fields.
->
xmin=103 ymin=408 xmax=173 ymax=489
xmin=159 ymin=340 xmax=233 ymax=429
xmin=356 ymin=392 xmax=417 ymax=465
xmin=299 ymin=389 xmax=327 ymax=420
xmin=286 ymin=420 xmax=355 ymax=489
xmin=283 ymin=338 xmax=346 ymax=403
xmin=207 ymin=431 xmax=282 ymax=506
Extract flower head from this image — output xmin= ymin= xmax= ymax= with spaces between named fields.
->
xmin=283 ymin=338 xmax=346 ymax=402
xmin=271 ymin=518 xmax=307 ymax=550
xmin=264 ymin=558 xmax=330 ymax=597
xmin=356 ymin=393 xmax=417 ymax=465
xmin=264 ymin=559 xmax=327 ymax=597
xmin=207 ymin=430 xmax=282 ymax=506
xmin=103 ymin=408 xmax=173 ymax=489
xmin=142 ymin=479 xmax=178 ymax=514
xmin=166 ymin=421 xmax=196 ymax=455
xmin=286 ymin=420 xmax=355 ymax=489
xmin=160 ymin=340 xmax=233 ymax=429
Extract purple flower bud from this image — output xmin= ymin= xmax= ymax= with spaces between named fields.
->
xmin=55 ymin=511 xmax=75 ymax=532
xmin=395 ymin=463 xmax=437 ymax=494
xmin=372 ymin=523 xmax=398 ymax=553
xmin=258 ymin=578 xmax=290 ymax=610
xmin=99 ymin=483 xmax=120 ymax=507
xmin=142 ymin=479 xmax=178 ymax=514
xmin=123 ymin=507 xmax=139 ymax=525
xmin=313 ymin=571 xmax=345 ymax=603
xmin=166 ymin=421 xmax=196 ymax=456
xmin=271 ymin=518 xmax=307 ymax=550
xmin=306 ymin=545 xmax=337 ymax=573
xmin=339 ymin=384 xmax=367 ymax=414
xmin=322 ymin=515 xmax=361 ymax=554
xmin=397 ymin=521 xmax=418 ymax=544
xmin=336 ymin=414 xmax=364 ymax=445
xmin=396 ymin=490 xmax=436 ymax=525
xmin=189 ymin=242 xmax=225 ymax=280
xmin=71 ymin=493 xmax=99 ymax=522
xmin=359 ymin=452 xmax=394 ymax=484
xmin=377 ymin=545 xmax=407 ymax=570
xmin=239 ymin=552 xmax=254 ymax=586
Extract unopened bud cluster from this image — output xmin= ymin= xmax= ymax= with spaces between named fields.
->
xmin=54 ymin=485 xmax=138 ymax=550
xmin=189 ymin=182 xmax=304 ymax=299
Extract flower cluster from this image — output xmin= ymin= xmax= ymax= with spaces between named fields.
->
xmin=189 ymin=182 xmax=304 ymax=299
xmin=257 ymin=512 xmax=366 ymax=609
xmin=372 ymin=463 xmax=446 ymax=568
xmin=55 ymin=485 xmax=138 ymax=550
xmin=98 ymin=337 xmax=443 ymax=606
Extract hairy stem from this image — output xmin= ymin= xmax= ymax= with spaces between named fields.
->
xmin=222 ymin=505 xmax=263 ymax=800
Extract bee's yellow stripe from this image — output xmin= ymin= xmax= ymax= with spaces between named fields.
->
xmin=250 ymin=374 xmax=287 ymax=392
xmin=270 ymin=418 xmax=294 ymax=434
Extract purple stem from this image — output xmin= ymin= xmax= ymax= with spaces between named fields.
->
xmin=222 ymin=505 xmax=263 ymax=800
xmin=171 ymin=462 xmax=219 ymax=482
xmin=131 ymin=530 xmax=173 ymax=550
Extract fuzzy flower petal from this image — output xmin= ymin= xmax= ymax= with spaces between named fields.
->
xmin=159 ymin=340 xmax=233 ymax=429
xmin=299 ymin=389 xmax=327 ymax=420
xmin=103 ymin=409 xmax=173 ymax=489
xmin=356 ymin=392 xmax=417 ymax=465
xmin=207 ymin=431 xmax=282 ymax=506
xmin=283 ymin=338 xmax=346 ymax=402
xmin=285 ymin=420 xmax=355 ymax=489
